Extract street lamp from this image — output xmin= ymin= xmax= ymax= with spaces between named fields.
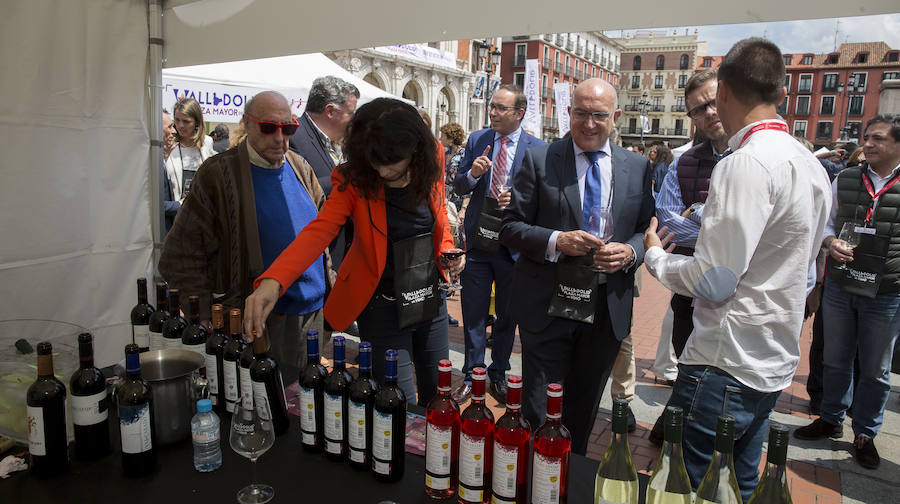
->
xmin=476 ymin=39 xmax=502 ymax=128
xmin=638 ymin=90 xmax=651 ymax=147
xmin=838 ymin=73 xmax=858 ymax=142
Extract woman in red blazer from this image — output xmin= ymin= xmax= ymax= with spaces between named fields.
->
xmin=245 ymin=98 xmax=464 ymax=405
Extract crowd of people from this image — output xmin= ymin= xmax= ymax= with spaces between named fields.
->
xmin=155 ymin=37 xmax=900 ymax=499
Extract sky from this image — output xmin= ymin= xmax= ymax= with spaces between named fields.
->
xmin=616 ymin=13 xmax=900 ymax=55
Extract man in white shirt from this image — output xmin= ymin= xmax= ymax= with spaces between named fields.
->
xmin=643 ymin=38 xmax=831 ymax=500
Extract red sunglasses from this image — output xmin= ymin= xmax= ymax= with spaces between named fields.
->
xmin=245 ymin=114 xmax=299 ymax=135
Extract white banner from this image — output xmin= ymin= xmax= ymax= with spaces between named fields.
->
xmin=374 ymin=44 xmax=457 ymax=70
xmin=641 ymin=115 xmax=651 ymax=133
xmin=554 ymin=82 xmax=571 ymax=137
xmin=522 ymin=59 xmax=541 ymax=137
xmin=162 ymin=78 xmax=306 ymax=123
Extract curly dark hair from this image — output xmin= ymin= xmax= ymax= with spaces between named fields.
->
xmin=439 ymin=122 xmax=466 ymax=147
xmin=338 ymin=98 xmax=440 ymax=204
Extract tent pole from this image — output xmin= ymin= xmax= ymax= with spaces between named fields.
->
xmin=148 ymin=0 xmax=164 ymax=278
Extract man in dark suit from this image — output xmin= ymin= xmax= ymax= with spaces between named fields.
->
xmin=500 ymin=78 xmax=653 ymax=455
xmin=453 ymin=84 xmax=546 ymax=404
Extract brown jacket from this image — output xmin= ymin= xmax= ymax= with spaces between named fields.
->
xmin=159 ymin=139 xmax=331 ymax=320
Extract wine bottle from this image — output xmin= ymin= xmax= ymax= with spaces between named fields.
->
xmin=118 ymin=343 xmax=156 ymax=476
xmin=491 ymin=375 xmax=530 ymax=504
xmin=222 ymin=309 xmax=247 ymax=414
xmin=531 ymin=383 xmax=570 ymax=504
xmin=747 ymin=423 xmax=792 ymax=504
xmin=147 ymin=282 xmax=170 ymax=351
xmin=646 ymin=406 xmax=691 ymax=504
xmin=323 ymin=335 xmax=353 ymax=460
xmin=205 ymin=304 xmax=227 ymax=413
xmin=459 ymin=367 xmax=494 ymax=503
xmin=348 ymin=341 xmax=377 ymax=469
xmin=372 ymin=349 xmax=407 ymax=482
xmin=69 ymin=333 xmax=110 ymax=461
xmin=239 ymin=339 xmax=256 ymax=411
xmin=26 ymin=341 xmax=69 ymax=477
xmin=161 ymin=288 xmax=187 ymax=350
xmin=249 ymin=330 xmax=289 ymax=435
xmin=425 ymin=359 xmax=460 ymax=499
xmin=696 ymin=415 xmax=742 ymax=504
xmin=181 ymin=295 xmax=208 ymax=361
xmin=130 ymin=277 xmax=154 ymax=352
xmin=299 ymin=330 xmax=326 ymax=452
xmin=593 ymin=398 xmax=639 ymax=504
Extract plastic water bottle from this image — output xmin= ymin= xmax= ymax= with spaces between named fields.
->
xmin=191 ymin=398 xmax=222 ymax=472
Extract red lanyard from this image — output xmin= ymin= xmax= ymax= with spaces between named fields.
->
xmin=861 ymin=170 xmax=900 ymax=223
xmin=738 ymin=121 xmax=790 ymax=148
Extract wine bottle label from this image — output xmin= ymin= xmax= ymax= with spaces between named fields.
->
xmin=71 ymin=390 xmax=108 ymax=426
xmin=119 ymin=403 xmax=153 ymax=454
xmin=531 ymin=452 xmax=562 ymax=504
xmin=349 ymin=449 xmax=365 ymax=464
xmin=348 ymin=400 xmax=366 ymax=450
xmin=645 ymin=489 xmax=691 ymax=503
xmin=372 ymin=410 xmax=393 ymax=462
xmin=184 ymin=342 xmax=205 ymax=356
xmin=374 ymin=459 xmax=390 ymax=475
xmin=133 ymin=325 xmax=150 ymax=348
xmin=459 ymin=432 xmax=486 ymax=488
xmin=425 ymin=474 xmax=449 ymax=491
xmin=240 ymin=367 xmax=253 ymax=409
xmin=425 ymin=423 xmax=452 ymax=478
xmin=149 ymin=330 xmax=163 ymax=351
xmin=458 ymin=486 xmax=483 ymax=503
xmin=252 ymin=381 xmax=272 ymax=421
xmin=324 ymin=393 xmax=343 ymax=442
xmin=492 ymin=442 xmax=519 ymax=498
xmin=299 ymin=386 xmax=316 ymax=436
xmin=164 ymin=337 xmax=182 ymax=350
xmin=192 ymin=425 xmax=219 ymax=443
xmin=224 ymin=361 xmax=239 ymax=405
xmin=491 ymin=496 xmax=517 ymax=504
xmin=205 ymin=355 xmax=219 ymax=394
xmin=26 ymin=406 xmax=46 ymax=456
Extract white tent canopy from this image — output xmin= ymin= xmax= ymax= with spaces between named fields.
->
xmin=1 ymin=0 xmax=897 ymax=366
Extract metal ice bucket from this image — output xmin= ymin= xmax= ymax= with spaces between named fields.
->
xmin=139 ymin=349 xmax=206 ymax=445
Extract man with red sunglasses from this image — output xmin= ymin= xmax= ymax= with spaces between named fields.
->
xmin=161 ymin=90 xmax=332 ymax=369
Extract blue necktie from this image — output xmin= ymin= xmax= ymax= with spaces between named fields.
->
xmin=582 ymin=150 xmax=604 ymax=230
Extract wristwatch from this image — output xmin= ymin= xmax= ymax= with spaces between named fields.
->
xmin=688 ymin=203 xmax=703 ymax=215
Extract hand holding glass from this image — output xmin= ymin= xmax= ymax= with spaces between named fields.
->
xmin=440 ymin=249 xmax=465 ymax=291
xmin=230 ymin=396 xmax=276 ymax=503
xmin=498 ymin=184 xmax=512 ymax=209
xmin=834 ymin=221 xmax=861 ymax=270
xmin=588 ymin=206 xmax=614 ymax=270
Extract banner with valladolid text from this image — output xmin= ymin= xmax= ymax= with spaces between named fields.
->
xmin=162 ymin=78 xmax=305 ymax=123
xmin=521 ymin=59 xmax=541 ymax=137
xmin=554 ymin=82 xmax=571 ymax=137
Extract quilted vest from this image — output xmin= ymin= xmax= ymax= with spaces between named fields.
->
xmin=677 ymin=140 xmax=718 ymax=208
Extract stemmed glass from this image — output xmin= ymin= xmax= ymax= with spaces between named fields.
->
xmin=230 ymin=394 xmax=276 ymax=503
xmin=498 ymin=184 xmax=513 ymax=209
xmin=440 ymin=216 xmax=466 ymax=291
xmin=834 ymin=221 xmax=862 ymax=270
xmin=588 ymin=205 xmax=614 ymax=271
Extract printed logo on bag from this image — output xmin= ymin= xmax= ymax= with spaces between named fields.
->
xmin=402 ymin=286 xmax=433 ymax=304
xmin=847 ymin=269 xmax=877 ymax=284
xmin=559 ymin=285 xmax=592 ymax=302
xmin=478 ymin=227 xmax=499 ymax=240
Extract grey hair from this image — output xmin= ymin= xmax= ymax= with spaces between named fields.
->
xmin=306 ymin=76 xmax=360 ymax=114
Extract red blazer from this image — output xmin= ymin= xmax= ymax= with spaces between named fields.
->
xmin=256 ymin=167 xmax=454 ymax=331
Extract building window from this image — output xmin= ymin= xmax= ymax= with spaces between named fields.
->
xmin=825 ymin=53 xmax=839 ymax=64
xmin=631 ymin=74 xmax=639 ymax=89
xmin=675 ymin=118 xmax=684 ymax=135
xmin=651 ymin=118 xmax=660 ymax=134
xmin=776 ymin=96 xmax=788 ymax=115
xmin=633 ymin=55 xmax=641 ymax=70
xmin=783 ymin=55 xmax=792 ymax=66
xmin=629 ymin=117 xmax=637 ymax=132
xmin=542 ymin=74 xmax=548 ymax=88
xmin=680 ymin=54 xmax=689 ymax=70
xmin=851 ymin=72 xmax=867 ymax=91
xmin=822 ymin=73 xmax=838 ymax=92
xmin=555 ymin=52 xmax=560 ymax=64
xmin=887 ymin=52 xmax=899 ymax=62
xmin=796 ymin=96 xmax=810 ymax=115
xmin=884 ymin=71 xmax=900 ymax=81
xmin=656 ymin=55 xmax=665 ymax=70
xmin=816 ymin=121 xmax=833 ymax=140
xmin=654 ymin=74 xmax=663 ymax=89
xmin=846 ymin=121 xmax=863 ymax=140
xmin=798 ymin=74 xmax=813 ymax=93
xmin=820 ymin=96 xmax=835 ymax=115
xmin=848 ymin=95 xmax=864 ymax=116
xmin=793 ymin=120 xmax=808 ymax=138
xmin=801 ymin=55 xmax=813 ymax=65
xmin=676 ymin=96 xmax=684 ymax=108
xmin=702 ymin=57 xmax=713 ymax=68
xmin=543 ymin=45 xmax=549 ymax=61
xmin=514 ymin=43 xmax=527 ymax=66
xmin=652 ymin=96 xmax=662 ymax=111
xmin=678 ymin=74 xmax=687 ymax=88
xmin=784 ymin=74 xmax=792 ymax=93
xmin=855 ymin=52 xmax=868 ymax=63
xmin=514 ymin=72 xmax=525 ymax=88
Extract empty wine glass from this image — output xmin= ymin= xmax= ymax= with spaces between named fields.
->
xmin=834 ymin=221 xmax=862 ymax=270
xmin=588 ymin=205 xmax=614 ymax=271
xmin=498 ymin=184 xmax=513 ymax=209
xmin=230 ymin=395 xmax=276 ymax=503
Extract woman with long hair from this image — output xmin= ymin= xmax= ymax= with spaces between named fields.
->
xmin=439 ymin=122 xmax=466 ymax=211
xmin=244 ymin=98 xmax=464 ymax=405
xmin=166 ymin=97 xmax=216 ymax=200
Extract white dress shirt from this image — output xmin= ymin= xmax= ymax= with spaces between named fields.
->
xmin=645 ymin=119 xmax=832 ymax=392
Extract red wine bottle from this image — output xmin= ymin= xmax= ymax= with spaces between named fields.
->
xmin=348 ymin=341 xmax=377 ymax=469
xmin=118 ymin=343 xmax=156 ymax=476
xmin=147 ymin=282 xmax=170 ymax=351
xmin=161 ymin=288 xmax=187 ymax=350
xmin=70 ymin=333 xmax=110 ymax=461
xmin=425 ymin=359 xmax=460 ymax=500
xmin=239 ymin=339 xmax=257 ymax=411
xmin=531 ymin=383 xmax=570 ymax=504
xmin=130 ymin=278 xmax=154 ymax=352
xmin=372 ymin=349 xmax=407 ymax=482
xmin=222 ymin=309 xmax=246 ymax=414
xmin=323 ymin=335 xmax=353 ymax=460
xmin=249 ymin=331 xmax=289 ymax=435
xmin=299 ymin=330 xmax=327 ymax=452
xmin=491 ymin=375 xmax=530 ymax=504
xmin=26 ymin=341 xmax=69 ymax=477
xmin=181 ymin=295 xmax=208 ymax=361
xmin=205 ymin=304 xmax=227 ymax=413
xmin=458 ymin=367 xmax=494 ymax=503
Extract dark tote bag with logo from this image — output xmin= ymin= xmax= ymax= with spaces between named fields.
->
xmin=471 ymin=197 xmax=502 ymax=253
xmin=547 ymin=254 xmax=599 ymax=324
xmin=828 ymin=232 xmax=889 ymax=299
xmin=392 ymin=233 xmax=441 ymax=328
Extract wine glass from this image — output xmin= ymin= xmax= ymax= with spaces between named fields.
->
xmin=230 ymin=395 xmax=276 ymax=503
xmin=588 ymin=206 xmax=614 ymax=272
xmin=834 ymin=221 xmax=862 ymax=270
xmin=498 ymin=184 xmax=512 ymax=209
xmin=440 ymin=217 xmax=466 ymax=292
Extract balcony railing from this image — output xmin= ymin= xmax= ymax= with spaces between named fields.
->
xmin=542 ymin=59 xmax=551 ymax=69
xmin=542 ymin=86 xmax=552 ymax=98
xmin=513 ymin=56 xmax=526 ymax=67
xmin=564 ymin=65 xmax=573 ymax=76
xmin=543 ymin=34 xmax=553 ymax=42
xmin=848 ymin=108 xmax=864 ymax=116
xmin=575 ymin=69 xmax=583 ymax=80
xmin=798 ymin=84 xmax=812 ymax=93
xmin=566 ymin=41 xmax=574 ymax=51
xmin=671 ymin=104 xmax=686 ymax=112
xmin=651 ymin=105 xmax=665 ymax=112
xmin=623 ymin=104 xmax=641 ymax=112
xmin=669 ymin=128 xmax=688 ymax=136
xmin=795 ymin=108 xmax=810 ymax=116
xmin=554 ymin=63 xmax=564 ymax=73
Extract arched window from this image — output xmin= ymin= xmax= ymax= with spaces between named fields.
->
xmin=633 ymin=55 xmax=641 ymax=70
xmin=680 ymin=54 xmax=689 ymax=70
xmin=656 ymin=55 xmax=665 ymax=70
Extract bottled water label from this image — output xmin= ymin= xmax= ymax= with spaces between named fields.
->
xmin=71 ymin=390 xmax=108 ymax=426
xmin=192 ymin=425 xmax=219 ymax=442
xmin=492 ymin=443 xmax=519 ymax=498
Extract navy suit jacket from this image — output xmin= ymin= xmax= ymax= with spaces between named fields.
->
xmin=288 ymin=113 xmax=335 ymax=195
xmin=453 ymin=127 xmax=545 ymax=260
xmin=500 ymin=139 xmax=654 ymax=341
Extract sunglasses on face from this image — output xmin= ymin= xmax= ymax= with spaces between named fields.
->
xmin=245 ymin=114 xmax=299 ymax=135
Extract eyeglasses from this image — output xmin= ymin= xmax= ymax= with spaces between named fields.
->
xmin=687 ymin=99 xmax=717 ymax=119
xmin=489 ymin=103 xmax=521 ymax=113
xmin=571 ymin=109 xmax=611 ymax=123
xmin=245 ymin=114 xmax=300 ymax=135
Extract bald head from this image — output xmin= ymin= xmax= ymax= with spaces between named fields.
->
xmin=574 ymin=79 xmax=618 ymax=109
xmin=243 ymin=90 xmax=292 ymax=166
xmin=569 ymin=78 xmax=621 ymax=152
xmin=245 ymin=90 xmax=290 ymax=117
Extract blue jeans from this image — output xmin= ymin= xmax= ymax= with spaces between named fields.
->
xmin=820 ymin=282 xmax=900 ymax=438
xmin=668 ymin=364 xmax=780 ymax=503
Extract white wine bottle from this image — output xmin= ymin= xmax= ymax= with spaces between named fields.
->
xmin=747 ymin=423 xmax=792 ymax=504
xmin=593 ymin=398 xmax=638 ymax=504
xmin=695 ymin=415 xmax=742 ymax=504
xmin=645 ymin=406 xmax=691 ymax=504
